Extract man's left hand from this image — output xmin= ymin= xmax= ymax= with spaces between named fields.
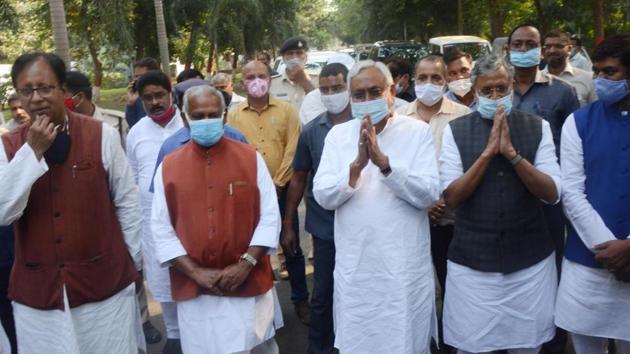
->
xmin=364 ymin=118 xmax=389 ymax=171
xmin=594 ymin=239 xmax=630 ymax=281
xmin=218 ymin=261 xmax=253 ymax=292
xmin=498 ymin=112 xmax=517 ymax=160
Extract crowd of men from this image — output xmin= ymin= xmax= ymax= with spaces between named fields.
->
xmin=0 ymin=24 xmax=628 ymax=354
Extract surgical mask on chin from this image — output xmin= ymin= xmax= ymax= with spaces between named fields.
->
xmin=414 ymin=83 xmax=445 ymax=106
xmin=351 ymin=97 xmax=390 ymax=124
xmin=189 ymin=118 xmax=224 ymax=147
xmin=594 ymin=78 xmax=630 ymax=105
xmin=448 ymin=78 xmax=472 ymax=97
xmin=321 ymin=90 xmax=350 ymax=114
xmin=477 ymin=93 xmax=513 ymax=120
xmin=510 ymin=47 xmax=542 ymax=68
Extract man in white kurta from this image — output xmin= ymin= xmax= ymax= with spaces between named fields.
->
xmin=554 ymin=34 xmax=630 ymax=354
xmin=0 ymin=53 xmax=143 ymax=354
xmin=439 ymin=55 xmax=562 ymax=354
xmin=151 ymin=85 xmax=283 ymax=354
xmin=126 ymin=71 xmax=184 ymax=348
xmin=313 ymin=60 xmax=440 ymax=354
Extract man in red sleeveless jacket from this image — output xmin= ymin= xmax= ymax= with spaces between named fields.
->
xmin=0 ymin=53 xmax=142 ymax=353
xmin=151 ymin=85 xmax=282 ymax=354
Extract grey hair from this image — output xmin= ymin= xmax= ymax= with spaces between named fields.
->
xmin=471 ymin=54 xmax=515 ymax=85
xmin=348 ymin=60 xmax=394 ymax=90
xmin=210 ymin=72 xmax=231 ymax=85
xmin=182 ymin=85 xmax=226 ymax=116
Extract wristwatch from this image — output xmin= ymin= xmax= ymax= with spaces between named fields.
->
xmin=240 ymin=253 xmax=258 ymax=267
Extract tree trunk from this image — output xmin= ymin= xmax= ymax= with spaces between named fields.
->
xmin=184 ymin=22 xmax=199 ymax=70
xmin=48 ymin=0 xmax=71 ymax=67
xmin=592 ymin=0 xmax=604 ymax=45
xmin=533 ymin=0 xmax=548 ymax=36
xmin=80 ymin=0 xmax=102 ymax=102
xmin=153 ymin=0 xmax=170 ymax=75
xmin=457 ymin=0 xmax=463 ymax=35
xmin=207 ymin=45 xmax=214 ymax=73
xmin=488 ymin=0 xmax=504 ymax=39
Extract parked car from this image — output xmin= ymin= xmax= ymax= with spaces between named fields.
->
xmin=429 ymin=35 xmax=492 ymax=60
xmin=368 ymin=41 xmax=431 ymax=63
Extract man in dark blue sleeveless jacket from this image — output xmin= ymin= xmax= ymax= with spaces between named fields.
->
xmin=554 ymin=33 xmax=630 ymax=354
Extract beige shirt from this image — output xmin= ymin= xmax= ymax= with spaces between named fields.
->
xmin=93 ymin=105 xmax=129 ymax=144
xmin=227 ymin=96 xmax=301 ymax=187
xmin=269 ymin=71 xmax=318 ymax=110
xmin=543 ymin=62 xmax=597 ymax=107
xmin=395 ymin=97 xmax=471 ymax=158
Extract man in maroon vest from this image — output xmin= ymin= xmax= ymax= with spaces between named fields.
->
xmin=0 ymin=53 xmax=142 ymax=353
xmin=151 ymin=85 xmax=282 ymax=353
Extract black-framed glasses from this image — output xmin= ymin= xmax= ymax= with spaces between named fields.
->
xmin=17 ymin=85 xmax=57 ymax=99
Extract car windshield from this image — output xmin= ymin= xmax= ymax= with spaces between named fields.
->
xmin=376 ymin=45 xmax=431 ymax=63
xmin=443 ymin=42 xmax=490 ymax=60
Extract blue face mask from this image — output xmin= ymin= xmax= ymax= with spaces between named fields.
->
xmin=189 ymin=118 xmax=224 ymax=147
xmin=351 ymin=97 xmax=390 ymax=124
xmin=594 ymin=78 xmax=630 ymax=105
xmin=477 ymin=93 xmax=513 ymax=119
xmin=510 ymin=47 xmax=541 ymax=68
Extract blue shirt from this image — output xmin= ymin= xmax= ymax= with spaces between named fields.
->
xmin=149 ymin=125 xmax=248 ymax=192
xmin=125 ymin=99 xmax=146 ymax=128
xmin=292 ymin=112 xmax=340 ymax=240
xmin=513 ymin=72 xmax=580 ymax=156
xmin=445 ymin=90 xmax=477 ymax=109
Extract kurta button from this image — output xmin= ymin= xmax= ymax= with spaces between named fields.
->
xmin=54 ymin=212 xmax=61 ymax=217
xmin=208 ymin=207 xmax=214 ymax=212
xmin=208 ymin=184 xmax=213 ymax=189
xmin=55 ymin=239 xmax=62 ymax=244
xmin=59 ymin=263 xmax=64 ymax=268
xmin=497 ymin=171 xmax=504 ymax=177
xmin=207 ymin=160 xmax=212 ymax=165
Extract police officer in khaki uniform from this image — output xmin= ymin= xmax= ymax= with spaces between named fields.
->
xmin=270 ymin=37 xmax=318 ymax=110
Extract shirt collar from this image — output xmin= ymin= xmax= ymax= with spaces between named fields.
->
xmin=542 ymin=62 xmax=576 ymax=77
xmin=317 ymin=113 xmax=334 ymax=128
xmin=242 ymin=96 xmax=279 ymax=113
xmin=534 ymin=69 xmax=552 ymax=84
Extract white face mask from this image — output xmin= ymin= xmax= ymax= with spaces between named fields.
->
xmin=415 ymin=83 xmax=445 ymax=106
xmin=285 ymin=58 xmax=306 ymax=70
xmin=448 ymin=78 xmax=473 ymax=97
xmin=321 ymin=90 xmax=350 ymax=114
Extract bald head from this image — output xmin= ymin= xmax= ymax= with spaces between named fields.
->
xmin=242 ymin=60 xmax=270 ymax=81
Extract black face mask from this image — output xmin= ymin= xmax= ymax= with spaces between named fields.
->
xmin=44 ymin=131 xmax=71 ymax=166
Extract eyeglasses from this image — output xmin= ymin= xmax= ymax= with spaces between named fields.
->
xmin=17 ymin=85 xmax=57 ymax=99
xmin=477 ymin=86 xmax=510 ymax=98
xmin=141 ymin=91 xmax=168 ymax=103
xmin=510 ymin=41 xmax=539 ymax=51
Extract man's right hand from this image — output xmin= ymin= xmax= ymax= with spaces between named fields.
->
xmin=281 ymin=223 xmax=299 ymax=257
xmin=481 ymin=105 xmax=504 ymax=158
xmin=191 ymin=267 xmax=223 ymax=296
xmin=127 ymin=80 xmax=139 ymax=106
xmin=349 ymin=117 xmax=371 ymax=187
xmin=27 ymin=115 xmax=57 ymax=161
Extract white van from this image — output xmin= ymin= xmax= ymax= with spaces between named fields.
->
xmin=429 ymin=36 xmax=492 ymax=60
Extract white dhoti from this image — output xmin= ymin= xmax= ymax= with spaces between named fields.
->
xmin=13 ymin=283 xmax=143 ymax=354
xmin=555 ymin=258 xmax=630 ymax=342
xmin=177 ymin=287 xmax=283 ymax=354
xmin=444 ymin=254 xmax=557 ymax=352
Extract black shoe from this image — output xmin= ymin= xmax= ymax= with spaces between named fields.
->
xmin=294 ymin=300 xmax=311 ymax=325
xmin=143 ymin=321 xmax=162 ymax=344
xmin=163 ymin=338 xmax=183 ymax=354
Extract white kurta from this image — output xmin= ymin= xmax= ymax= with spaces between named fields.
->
xmin=555 ymin=114 xmax=630 ymax=341
xmin=313 ymin=114 xmax=441 ymax=354
xmin=438 ymin=120 xmax=562 ymax=352
xmin=126 ymin=113 xmax=184 ymax=302
xmin=151 ymin=149 xmax=283 ymax=354
xmin=0 ymin=122 xmax=143 ymax=354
